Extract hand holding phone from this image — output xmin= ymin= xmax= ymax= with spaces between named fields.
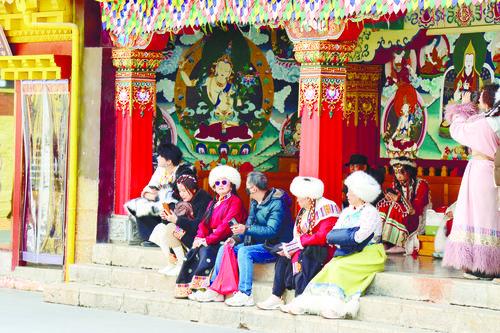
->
xmin=385 ymin=188 xmax=399 ymax=202
xmin=162 ymin=202 xmax=172 ymax=215
xmin=229 ymin=218 xmax=238 ymax=227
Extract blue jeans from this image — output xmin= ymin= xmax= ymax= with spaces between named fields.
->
xmin=211 ymin=243 xmax=276 ymax=296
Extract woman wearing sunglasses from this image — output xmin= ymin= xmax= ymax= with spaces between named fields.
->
xmin=175 ymin=165 xmax=247 ymax=298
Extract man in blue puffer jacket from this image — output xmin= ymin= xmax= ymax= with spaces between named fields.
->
xmin=192 ymin=171 xmax=294 ymax=306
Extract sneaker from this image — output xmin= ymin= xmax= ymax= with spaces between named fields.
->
xmin=188 ymin=290 xmax=202 ymax=301
xmin=279 ymin=303 xmax=289 ymax=313
xmin=256 ymin=295 xmax=284 ymax=310
xmin=158 ymin=264 xmax=175 ymax=275
xmin=165 ymin=264 xmax=182 ymax=277
xmin=224 ymin=291 xmax=255 ymax=307
xmin=287 ymin=303 xmax=305 ymax=315
xmin=195 ymin=288 xmax=224 ymax=303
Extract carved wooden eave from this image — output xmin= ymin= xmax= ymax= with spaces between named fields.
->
xmin=0 ymin=0 xmax=72 ymax=43
xmin=0 ymin=55 xmax=61 ymax=80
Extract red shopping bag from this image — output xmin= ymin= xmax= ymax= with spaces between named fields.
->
xmin=210 ymin=243 xmax=239 ymax=295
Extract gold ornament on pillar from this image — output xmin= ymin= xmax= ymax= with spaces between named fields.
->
xmin=344 ymin=64 xmax=382 ymax=126
xmin=293 ymin=40 xmax=356 ymax=118
xmin=112 ymin=49 xmax=164 ymax=117
xmin=287 ymin=20 xmax=357 ymax=119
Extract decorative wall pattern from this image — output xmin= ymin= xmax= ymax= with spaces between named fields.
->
xmin=345 ymin=64 xmax=382 ymax=126
xmin=112 ymin=49 xmax=164 ymax=117
xmin=378 ymin=30 xmax=500 ymax=160
xmin=155 ymin=26 xmax=299 ymax=171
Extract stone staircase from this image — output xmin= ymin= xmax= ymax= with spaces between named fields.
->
xmin=44 ymin=244 xmax=500 ymax=333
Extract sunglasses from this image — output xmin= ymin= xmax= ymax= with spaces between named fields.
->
xmin=214 ymin=180 xmax=229 ymax=187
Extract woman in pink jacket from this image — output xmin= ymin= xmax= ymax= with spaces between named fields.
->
xmin=175 ymin=165 xmax=247 ymax=298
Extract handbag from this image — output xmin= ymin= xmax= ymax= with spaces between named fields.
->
xmin=210 ymin=243 xmax=239 ymax=295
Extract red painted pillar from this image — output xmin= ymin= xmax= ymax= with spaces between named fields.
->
xmin=292 ymin=35 xmax=358 ymax=205
xmin=111 ymin=49 xmax=164 ymax=215
xmin=11 ymin=81 xmax=24 ymax=270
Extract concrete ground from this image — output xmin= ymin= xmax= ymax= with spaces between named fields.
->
xmin=0 ymin=288 xmax=255 ymax=333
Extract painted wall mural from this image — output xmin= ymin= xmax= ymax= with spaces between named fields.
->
xmin=351 ymin=2 xmax=500 ymax=160
xmin=155 ymin=26 xmax=299 ymax=171
xmin=379 ymin=31 xmax=499 ymax=160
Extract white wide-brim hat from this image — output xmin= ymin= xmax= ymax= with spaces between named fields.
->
xmin=344 ymin=171 xmax=381 ymax=204
xmin=209 ymin=165 xmax=241 ymax=190
xmin=290 ymin=176 xmax=324 ymax=200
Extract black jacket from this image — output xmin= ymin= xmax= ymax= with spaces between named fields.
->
xmin=176 ymin=189 xmax=212 ymax=248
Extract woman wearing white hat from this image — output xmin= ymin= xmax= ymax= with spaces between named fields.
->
xmin=257 ymin=176 xmax=340 ymax=311
xmin=175 ymin=165 xmax=247 ymax=298
xmin=282 ymin=171 xmax=387 ymax=319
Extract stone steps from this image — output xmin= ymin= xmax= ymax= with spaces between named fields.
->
xmin=62 ymin=261 xmax=500 ymax=332
xmin=69 ymin=263 xmax=290 ymax=302
xmin=370 ymin=272 xmax=500 ymax=310
xmin=91 ymin=243 xmax=274 ymax=282
xmin=91 ymin=243 xmax=500 ymax=310
xmin=44 ymin=282 xmax=439 ymax=333
xmin=358 ymin=295 xmax=499 ymax=333
xmin=43 ymin=243 xmax=500 ymax=333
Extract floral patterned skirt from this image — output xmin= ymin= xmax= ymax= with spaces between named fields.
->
xmin=174 ymin=244 xmax=221 ymax=298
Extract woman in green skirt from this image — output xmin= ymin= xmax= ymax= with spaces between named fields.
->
xmin=281 ymin=171 xmax=387 ymax=319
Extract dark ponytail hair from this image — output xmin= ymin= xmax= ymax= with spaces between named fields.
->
xmin=201 ymin=199 xmax=217 ymax=227
xmin=481 ymin=84 xmax=499 ymax=110
xmin=394 ymin=164 xmax=418 ymax=201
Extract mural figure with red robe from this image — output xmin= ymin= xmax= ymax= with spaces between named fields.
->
xmin=382 ymin=50 xmax=426 ymax=158
xmin=419 ymin=37 xmax=450 ymax=76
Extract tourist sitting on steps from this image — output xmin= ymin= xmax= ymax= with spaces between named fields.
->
xmin=174 ymin=165 xmax=247 ymax=298
xmin=376 ymin=157 xmax=430 ymax=255
xmin=190 ymin=171 xmax=294 ymax=306
xmin=257 ymin=176 xmax=340 ymax=311
xmin=123 ymin=143 xmax=196 ymax=247
xmin=148 ymin=174 xmax=212 ymax=276
xmin=281 ymin=171 xmax=386 ymax=319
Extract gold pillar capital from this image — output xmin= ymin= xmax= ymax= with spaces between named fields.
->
xmin=111 ymin=49 xmax=164 ymax=77
xmin=111 ymin=48 xmax=164 ymax=117
xmin=293 ymin=40 xmax=357 ymax=67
